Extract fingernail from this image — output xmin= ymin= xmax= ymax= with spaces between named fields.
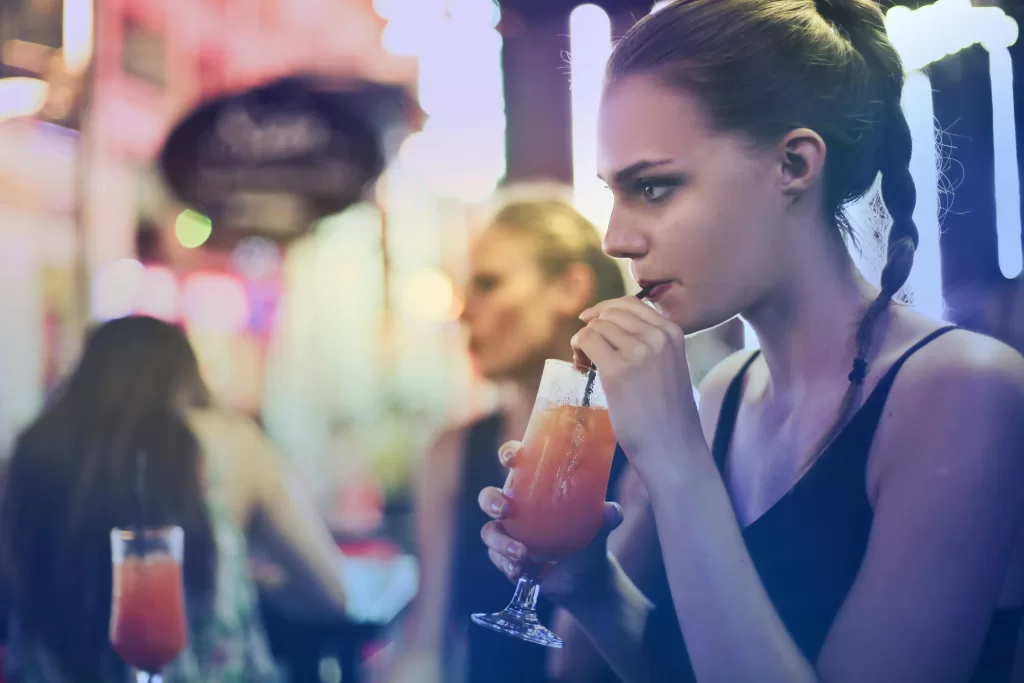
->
xmin=507 ymin=543 xmax=523 ymax=559
xmin=491 ymin=501 xmax=506 ymax=516
xmin=507 ymin=561 xmax=517 ymax=575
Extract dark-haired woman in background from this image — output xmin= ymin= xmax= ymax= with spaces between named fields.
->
xmin=0 ymin=316 xmax=349 ymax=682
xmin=480 ymin=1 xmax=1024 ymax=682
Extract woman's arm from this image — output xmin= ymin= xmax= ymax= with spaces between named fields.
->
xmin=558 ymin=556 xmax=659 ymax=683
xmin=236 ymin=416 xmax=350 ymax=621
xmin=548 ymin=466 xmax=665 ymax=682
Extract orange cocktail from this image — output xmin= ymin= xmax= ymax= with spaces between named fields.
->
xmin=503 ymin=403 xmax=617 ymax=557
xmin=473 ymin=359 xmax=617 ymax=648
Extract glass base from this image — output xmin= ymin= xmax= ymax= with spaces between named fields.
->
xmin=471 ymin=609 xmax=564 ymax=648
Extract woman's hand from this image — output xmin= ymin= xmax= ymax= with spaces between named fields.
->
xmin=477 ymin=441 xmax=623 ymax=610
xmin=573 ymin=296 xmax=704 ymax=469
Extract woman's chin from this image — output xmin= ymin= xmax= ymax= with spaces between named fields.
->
xmin=649 ymin=298 xmax=692 ymax=331
xmin=655 ymin=300 xmax=725 ymax=337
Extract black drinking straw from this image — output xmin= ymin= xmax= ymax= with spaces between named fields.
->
xmin=581 ymin=284 xmax=656 ymax=407
xmin=135 ymin=451 xmax=147 ymax=555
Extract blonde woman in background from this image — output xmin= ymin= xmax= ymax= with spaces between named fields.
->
xmin=390 ymin=192 xmax=628 ymax=683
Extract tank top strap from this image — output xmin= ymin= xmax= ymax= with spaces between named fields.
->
xmin=711 ymin=351 xmax=762 ymax=472
xmin=851 ymin=325 xmax=959 ymax=432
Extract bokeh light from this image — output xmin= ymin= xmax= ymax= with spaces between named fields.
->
xmin=181 ymin=272 xmax=250 ymax=334
xmin=91 ymin=258 xmax=144 ymax=321
xmin=400 ymin=269 xmax=455 ymax=323
xmin=175 ymin=209 xmax=213 ymax=249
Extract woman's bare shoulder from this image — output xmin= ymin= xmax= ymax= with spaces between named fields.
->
xmin=188 ymin=408 xmax=270 ymax=457
xmin=877 ymin=316 xmax=1024 ymax=408
xmin=869 ymin=319 xmax=1024 ymax=491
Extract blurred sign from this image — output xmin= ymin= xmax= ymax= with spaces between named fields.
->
xmin=158 ymin=74 xmax=417 ymax=242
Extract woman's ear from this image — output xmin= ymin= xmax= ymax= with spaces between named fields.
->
xmin=777 ymin=127 xmax=827 ymax=197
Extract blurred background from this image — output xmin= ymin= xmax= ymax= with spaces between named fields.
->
xmin=1 ymin=0 xmax=1023 ymax=680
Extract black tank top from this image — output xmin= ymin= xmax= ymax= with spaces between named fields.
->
xmin=449 ymin=412 xmax=628 ymax=683
xmin=708 ymin=326 xmax=1022 ymax=681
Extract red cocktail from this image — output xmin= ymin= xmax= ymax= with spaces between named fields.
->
xmin=473 ymin=359 xmax=618 ymax=648
xmin=503 ymin=403 xmax=617 ymax=557
xmin=110 ymin=527 xmax=187 ymax=681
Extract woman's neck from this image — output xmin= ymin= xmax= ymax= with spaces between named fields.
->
xmin=744 ymin=246 xmax=877 ymax=396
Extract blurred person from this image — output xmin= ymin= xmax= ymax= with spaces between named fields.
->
xmin=477 ymin=1 xmax=1024 ymax=682
xmin=389 ymin=195 xmax=628 ymax=683
xmin=0 ymin=316 xmax=349 ymax=682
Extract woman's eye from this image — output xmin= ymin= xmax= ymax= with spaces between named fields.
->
xmin=473 ymin=275 xmax=499 ymax=294
xmin=635 ymin=179 xmax=679 ymax=204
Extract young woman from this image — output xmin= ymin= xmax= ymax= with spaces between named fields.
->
xmin=0 ymin=316 xmax=349 ymax=682
xmin=478 ymin=2 xmax=1024 ymax=682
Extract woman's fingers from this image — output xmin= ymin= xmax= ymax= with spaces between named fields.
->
xmin=601 ymin=502 xmax=624 ymax=534
xmin=478 ymin=486 xmax=511 ymax=519
xmin=481 ymin=520 xmax=527 ymax=560
xmin=498 ymin=440 xmax=522 ymax=468
xmin=488 ymin=548 xmax=522 ymax=581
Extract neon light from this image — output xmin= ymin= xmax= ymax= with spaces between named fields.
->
xmin=885 ymin=1 xmax=1021 ymax=280
xmin=901 ymin=70 xmax=946 ymax=319
xmin=63 ymin=0 xmax=94 ymax=73
xmin=989 ymin=47 xmax=1022 ymax=278
xmin=886 ymin=0 xmax=1018 ymax=72
xmin=570 ymin=4 xmax=614 ymax=233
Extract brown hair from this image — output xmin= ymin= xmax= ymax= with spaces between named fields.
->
xmin=489 ymin=195 xmax=628 ymax=312
xmin=608 ymin=0 xmax=916 ymax=446
xmin=0 ymin=316 xmax=217 ymax=681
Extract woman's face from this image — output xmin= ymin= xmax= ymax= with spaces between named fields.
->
xmin=460 ymin=227 xmax=571 ymax=381
xmin=597 ymin=74 xmax=795 ymax=333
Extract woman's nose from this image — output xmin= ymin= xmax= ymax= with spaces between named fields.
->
xmin=603 ymin=208 xmax=648 ymax=260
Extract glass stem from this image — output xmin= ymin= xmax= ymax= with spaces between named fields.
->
xmin=507 ymin=574 xmax=541 ymax=614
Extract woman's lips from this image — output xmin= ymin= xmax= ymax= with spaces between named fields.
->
xmin=639 ymin=280 xmax=673 ymax=301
